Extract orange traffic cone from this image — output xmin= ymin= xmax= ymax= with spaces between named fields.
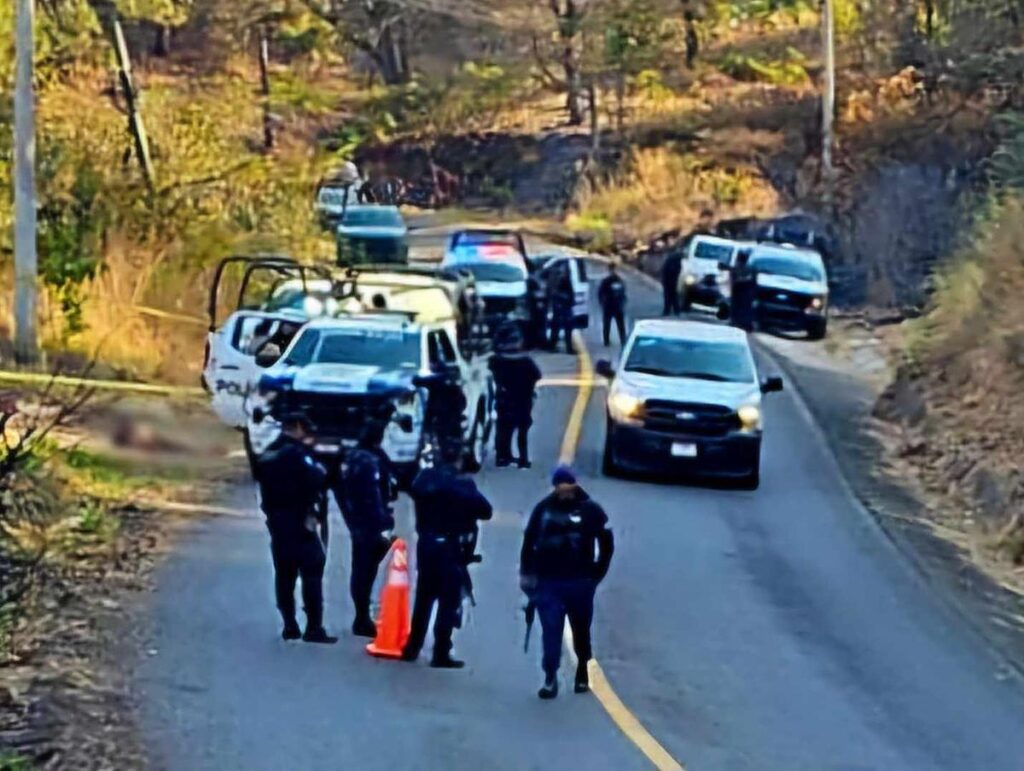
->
xmin=366 ymin=538 xmax=411 ymax=658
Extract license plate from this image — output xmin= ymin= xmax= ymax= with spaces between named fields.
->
xmin=313 ymin=443 xmax=341 ymax=454
xmin=671 ymin=442 xmax=697 ymax=458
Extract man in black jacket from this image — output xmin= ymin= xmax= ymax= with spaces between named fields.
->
xmin=547 ymin=266 xmax=576 ymax=354
xmin=597 ymin=261 xmax=628 ymax=347
xmin=340 ymin=420 xmax=397 ymax=637
xmin=660 ymin=251 xmax=682 ymax=316
xmin=489 ymin=324 xmax=542 ymax=469
xmin=401 ymin=443 xmax=493 ymax=668
xmin=520 ymin=466 xmax=614 ymax=699
xmin=255 ymin=414 xmax=337 ymax=644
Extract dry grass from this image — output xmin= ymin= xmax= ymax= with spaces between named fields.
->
xmin=570 ymin=146 xmax=781 ymax=246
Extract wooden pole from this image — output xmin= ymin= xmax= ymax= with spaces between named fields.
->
xmin=112 ymin=17 xmax=155 ymax=191
xmin=821 ymin=0 xmax=836 ymax=209
xmin=14 ymin=0 xmax=38 ymax=364
xmin=259 ymin=29 xmax=275 ymax=151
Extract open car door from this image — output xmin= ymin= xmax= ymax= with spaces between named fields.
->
xmin=202 ymin=256 xmax=332 ymax=428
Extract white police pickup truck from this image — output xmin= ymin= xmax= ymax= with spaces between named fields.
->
xmin=202 ymin=257 xmax=493 ymax=478
xmin=246 ymin=314 xmax=494 ymax=480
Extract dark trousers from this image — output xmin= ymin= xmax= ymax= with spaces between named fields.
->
xmin=548 ymin=315 xmax=574 ymax=353
xmin=536 ymin=578 xmax=595 ymax=677
xmin=406 ymin=539 xmax=463 ymax=659
xmin=495 ymin=411 xmax=531 ymax=464
xmin=662 ymin=280 xmax=680 ymax=316
xmin=350 ymin=533 xmax=390 ymax=622
xmin=602 ymin=308 xmax=626 ymax=346
xmin=270 ymin=534 xmax=326 ymax=631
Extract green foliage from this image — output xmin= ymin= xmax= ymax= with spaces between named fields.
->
xmin=719 ymin=47 xmax=810 ymax=86
xmin=602 ymin=0 xmax=671 ymax=77
xmin=0 ymin=752 xmax=32 ymax=771
xmin=989 ymin=113 xmax=1024 ymax=192
xmin=115 ymin=0 xmax=194 ymax=25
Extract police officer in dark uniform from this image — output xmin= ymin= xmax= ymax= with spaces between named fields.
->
xmin=547 ymin=265 xmax=576 ymax=354
xmin=728 ymin=247 xmax=757 ymax=332
xmin=340 ymin=419 xmax=397 ymax=637
xmin=422 ymin=364 xmax=468 ymax=467
xmin=401 ymin=442 xmax=493 ymax=668
xmin=597 ymin=261 xmax=628 ymax=347
xmin=520 ymin=466 xmax=614 ymax=699
xmin=489 ymin=324 xmax=542 ymax=469
xmin=661 ymin=250 xmax=683 ymax=316
xmin=255 ymin=413 xmax=337 ymax=644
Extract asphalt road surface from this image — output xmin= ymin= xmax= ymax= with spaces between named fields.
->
xmin=139 ymin=265 xmax=1024 ymax=770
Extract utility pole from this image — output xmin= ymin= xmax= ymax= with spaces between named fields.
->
xmin=14 ymin=0 xmax=38 ymax=365
xmin=112 ymin=16 xmax=155 ymax=191
xmin=821 ymin=0 xmax=836 ymax=210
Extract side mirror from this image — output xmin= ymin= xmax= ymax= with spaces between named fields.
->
xmin=251 ymin=407 xmax=266 ymax=424
xmin=595 ymin=359 xmax=615 ymax=379
xmin=761 ymin=376 xmax=783 ymax=394
xmin=395 ymin=414 xmax=414 ymax=433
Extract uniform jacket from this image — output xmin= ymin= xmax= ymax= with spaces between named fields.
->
xmin=342 ymin=447 xmax=396 ymax=537
xmin=597 ymin=273 xmax=627 ymax=312
xmin=489 ymin=353 xmax=542 ymax=415
xmin=410 ymin=465 xmax=493 ymax=538
xmin=256 ymin=437 xmax=327 ymax=540
xmin=520 ymin=487 xmax=614 ymax=582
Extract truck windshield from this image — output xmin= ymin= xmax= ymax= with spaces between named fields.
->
xmin=693 ymin=241 xmax=735 ymax=263
xmin=751 ymin=255 xmax=824 ymax=283
xmin=341 ymin=208 xmax=405 ymax=228
xmin=284 ymin=328 xmax=420 ymax=369
xmin=624 ymin=336 xmax=755 ymax=383
xmin=453 ymin=261 xmax=526 ymax=283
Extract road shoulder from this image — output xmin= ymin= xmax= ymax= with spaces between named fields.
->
xmin=756 ymin=328 xmax=1024 ymax=681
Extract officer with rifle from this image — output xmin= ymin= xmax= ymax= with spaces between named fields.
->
xmin=489 ymin=324 xmax=542 ymax=469
xmin=255 ymin=413 xmax=338 ymax=644
xmin=401 ymin=440 xmax=493 ymax=668
xmin=339 ymin=418 xmax=397 ymax=638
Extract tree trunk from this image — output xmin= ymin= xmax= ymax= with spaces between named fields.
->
xmin=258 ymin=29 xmax=274 ymax=151
xmin=154 ymin=24 xmax=171 ymax=56
xmin=615 ymin=70 xmax=626 ymax=136
xmin=553 ymin=0 xmax=583 ymax=125
xmin=376 ymin=24 xmax=410 ymax=85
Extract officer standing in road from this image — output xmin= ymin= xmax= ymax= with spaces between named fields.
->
xmin=597 ymin=261 xmax=628 ymax=347
xmin=401 ymin=441 xmax=493 ymax=668
xmin=661 ymin=249 xmax=683 ymax=316
xmin=547 ymin=265 xmax=576 ymax=354
xmin=520 ymin=466 xmax=614 ymax=699
xmin=255 ymin=413 xmax=337 ymax=644
xmin=340 ymin=419 xmax=397 ymax=638
xmin=489 ymin=324 xmax=542 ymax=469
xmin=728 ymin=247 xmax=757 ymax=332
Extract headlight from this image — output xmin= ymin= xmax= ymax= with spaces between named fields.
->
xmin=303 ymin=296 xmax=325 ymax=317
xmin=806 ymin=296 xmax=826 ymax=312
xmin=683 ymin=273 xmax=698 ymax=286
xmin=737 ymin=404 xmax=761 ymax=431
xmin=608 ymin=387 xmax=643 ymax=425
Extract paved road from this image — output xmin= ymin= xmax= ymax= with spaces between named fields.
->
xmin=139 ymin=266 xmax=1024 ymax=770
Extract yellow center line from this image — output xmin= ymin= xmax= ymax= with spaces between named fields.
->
xmin=559 ymin=330 xmax=686 ymax=771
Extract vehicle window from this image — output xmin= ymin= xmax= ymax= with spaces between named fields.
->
xmin=428 ymin=331 xmax=456 ymax=365
xmin=693 ymin=241 xmax=735 ymax=263
xmin=452 ymin=261 xmax=526 ymax=283
xmin=624 ymin=336 xmax=755 ymax=383
xmin=341 ymin=208 xmax=404 ymax=228
xmin=283 ymin=328 xmax=321 ymax=366
xmin=750 ymin=255 xmax=824 ymax=283
xmin=576 ymin=259 xmax=588 ymax=282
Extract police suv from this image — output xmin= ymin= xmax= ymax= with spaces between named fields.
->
xmin=442 ymin=229 xmax=531 ymax=332
xmin=678 ymin=235 xmax=742 ymax=312
xmin=596 ymin=319 xmax=782 ymax=489
xmin=749 ymin=244 xmax=829 ymax=339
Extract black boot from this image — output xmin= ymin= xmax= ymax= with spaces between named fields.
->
xmin=538 ymin=673 xmax=558 ymax=700
xmin=303 ymin=627 xmax=339 ymax=645
xmin=281 ymin=620 xmax=302 ymax=641
xmin=574 ymin=662 xmax=590 ymax=694
xmin=352 ymin=616 xmax=377 ymax=638
xmin=496 ymin=457 xmax=512 ymax=468
xmin=400 ymin=647 xmax=419 ymax=662
xmin=517 ymin=459 xmax=532 ymax=469
xmin=430 ymin=654 xmax=466 ymax=669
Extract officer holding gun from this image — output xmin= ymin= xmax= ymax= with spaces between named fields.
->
xmin=401 ymin=440 xmax=493 ymax=668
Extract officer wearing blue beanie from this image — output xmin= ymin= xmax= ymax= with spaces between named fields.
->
xmin=519 ymin=465 xmax=615 ymax=699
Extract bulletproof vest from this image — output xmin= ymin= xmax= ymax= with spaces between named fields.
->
xmin=535 ymin=503 xmax=591 ymax=573
xmin=257 ymin=441 xmax=321 ymax=535
xmin=607 ymin=277 xmax=626 ymax=304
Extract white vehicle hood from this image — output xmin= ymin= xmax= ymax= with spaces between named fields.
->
xmin=475 ymin=280 xmax=528 ymax=298
xmin=756 ymin=272 xmax=827 ymax=296
xmin=616 ymin=371 xmax=760 ymax=410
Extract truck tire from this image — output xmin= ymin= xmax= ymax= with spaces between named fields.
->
xmin=807 ymin=318 xmax=827 ymax=340
xmin=602 ymin=421 xmax=620 ymax=477
xmin=462 ymin=413 xmax=486 ymax=473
